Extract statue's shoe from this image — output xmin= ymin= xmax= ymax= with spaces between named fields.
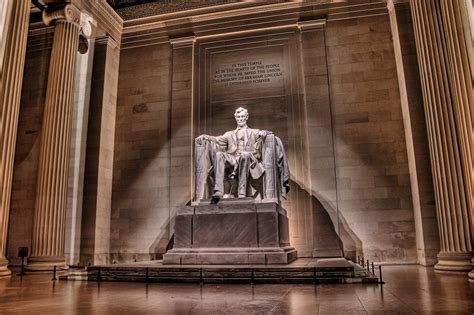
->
xmin=211 ymin=191 xmax=223 ymax=204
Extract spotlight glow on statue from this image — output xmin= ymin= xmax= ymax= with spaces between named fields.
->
xmin=194 ymin=107 xmax=290 ymax=204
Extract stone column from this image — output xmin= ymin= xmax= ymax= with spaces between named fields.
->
xmin=410 ymin=0 xmax=473 ymax=273
xmin=27 ymin=4 xmax=85 ymax=271
xmin=0 ymin=0 xmax=30 ymax=277
xmin=439 ymin=0 xmax=474 ymax=280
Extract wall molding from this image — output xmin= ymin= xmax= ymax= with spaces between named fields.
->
xmin=120 ymin=1 xmax=388 ymax=50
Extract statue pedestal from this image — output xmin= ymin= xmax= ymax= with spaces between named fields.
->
xmin=163 ymin=200 xmax=297 ymax=265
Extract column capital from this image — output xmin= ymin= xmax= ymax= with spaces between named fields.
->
xmin=297 ymin=19 xmax=326 ymax=32
xmin=42 ymin=3 xmax=94 ymax=37
xmin=170 ymin=36 xmax=196 ymax=48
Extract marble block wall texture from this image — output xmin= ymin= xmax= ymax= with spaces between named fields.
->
xmin=111 ymin=43 xmax=172 ymax=262
xmin=326 ymin=15 xmax=417 ymax=263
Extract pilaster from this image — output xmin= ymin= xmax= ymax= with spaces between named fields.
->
xmin=64 ymin=36 xmax=95 ymax=266
xmin=297 ymin=19 xmax=342 ymax=258
xmin=80 ymin=36 xmax=120 ymax=266
xmin=169 ymin=36 xmax=196 ymax=238
xmin=388 ymin=0 xmax=439 ymax=266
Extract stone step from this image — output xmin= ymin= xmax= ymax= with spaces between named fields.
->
xmin=61 ymin=268 xmax=89 ymax=281
xmin=84 ymin=260 xmax=380 ymax=284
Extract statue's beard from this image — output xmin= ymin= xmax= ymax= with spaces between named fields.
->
xmin=237 ymin=122 xmax=246 ymax=127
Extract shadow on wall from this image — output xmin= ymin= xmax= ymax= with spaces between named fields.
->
xmin=111 ymin=95 xmax=172 ymax=262
xmin=290 ymin=180 xmax=363 ymax=261
xmin=148 ymin=216 xmax=175 ymax=260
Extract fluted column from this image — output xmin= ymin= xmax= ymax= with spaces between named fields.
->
xmin=0 ymin=0 xmax=30 ymax=277
xmin=27 ymin=4 xmax=83 ymax=271
xmin=410 ymin=0 xmax=473 ymax=273
xmin=439 ymin=0 xmax=474 ymax=280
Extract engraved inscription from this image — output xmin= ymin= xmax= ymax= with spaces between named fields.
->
xmin=213 ymin=60 xmax=283 ymax=86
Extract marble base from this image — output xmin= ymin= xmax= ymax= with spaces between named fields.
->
xmin=434 ymin=252 xmax=473 ymax=273
xmin=163 ymin=202 xmax=297 ymax=265
xmin=26 ymin=256 xmax=68 ymax=272
xmin=164 ymin=247 xmax=297 ymax=265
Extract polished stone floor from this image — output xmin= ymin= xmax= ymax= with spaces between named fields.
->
xmin=0 ymin=265 xmax=472 ymax=314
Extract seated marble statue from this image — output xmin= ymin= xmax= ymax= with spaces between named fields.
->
xmin=194 ymin=107 xmax=290 ymax=203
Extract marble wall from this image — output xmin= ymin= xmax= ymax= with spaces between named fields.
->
xmin=6 ymin=1 xmax=437 ymax=266
xmin=111 ymin=11 xmax=426 ymax=263
xmin=111 ymin=43 xmax=172 ymax=262
xmin=327 ymin=15 xmax=417 ymax=263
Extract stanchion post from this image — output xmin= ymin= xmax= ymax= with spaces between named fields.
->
xmin=199 ymin=268 xmax=203 ymax=284
xmin=52 ymin=265 xmax=57 ymax=281
xmin=145 ymin=267 xmax=149 ymax=283
xmin=18 ymin=247 xmax=28 ymax=276
xmin=251 ymin=268 xmax=254 ymax=285
xmin=366 ymin=260 xmax=370 ymax=272
xmin=378 ymin=265 xmax=383 ymax=284
xmin=371 ymin=262 xmax=375 ymax=275
xmin=20 ymin=257 xmax=25 ymax=276
xmin=98 ymin=266 xmax=102 ymax=282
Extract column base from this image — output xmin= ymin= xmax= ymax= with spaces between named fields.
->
xmin=0 ymin=258 xmax=12 ymax=277
xmin=26 ymin=256 xmax=68 ymax=272
xmin=469 ymin=270 xmax=474 ymax=283
xmin=434 ymin=252 xmax=473 ymax=273
xmin=469 ymin=258 xmax=474 ymax=283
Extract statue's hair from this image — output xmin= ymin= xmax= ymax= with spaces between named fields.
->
xmin=234 ymin=107 xmax=248 ymax=117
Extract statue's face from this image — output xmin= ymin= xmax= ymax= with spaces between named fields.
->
xmin=235 ymin=111 xmax=248 ymax=127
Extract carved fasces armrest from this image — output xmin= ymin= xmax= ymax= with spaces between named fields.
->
xmin=194 ymin=136 xmax=214 ymax=201
xmin=195 ymin=135 xmax=208 ymax=147
xmin=262 ymin=134 xmax=277 ymax=200
xmin=262 ymin=134 xmax=276 ymax=165
xmin=261 ymin=134 xmax=291 ymax=200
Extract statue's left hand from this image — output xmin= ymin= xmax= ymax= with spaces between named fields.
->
xmin=195 ymin=135 xmax=209 ymax=145
xmin=258 ymin=130 xmax=272 ymax=138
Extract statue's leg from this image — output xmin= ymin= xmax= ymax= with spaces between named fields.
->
xmin=238 ymin=152 xmax=252 ymax=197
xmin=214 ymin=151 xmax=227 ymax=196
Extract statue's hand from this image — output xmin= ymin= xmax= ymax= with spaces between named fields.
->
xmin=258 ymin=130 xmax=272 ymax=138
xmin=196 ymin=135 xmax=209 ymax=144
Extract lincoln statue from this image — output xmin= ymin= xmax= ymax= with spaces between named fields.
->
xmin=165 ymin=108 xmax=295 ymax=265
xmin=194 ymin=107 xmax=290 ymax=203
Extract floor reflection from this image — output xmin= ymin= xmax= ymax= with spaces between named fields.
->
xmin=0 ymin=266 xmax=472 ymax=314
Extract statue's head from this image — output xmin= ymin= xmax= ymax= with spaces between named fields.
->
xmin=234 ymin=107 xmax=249 ymax=127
